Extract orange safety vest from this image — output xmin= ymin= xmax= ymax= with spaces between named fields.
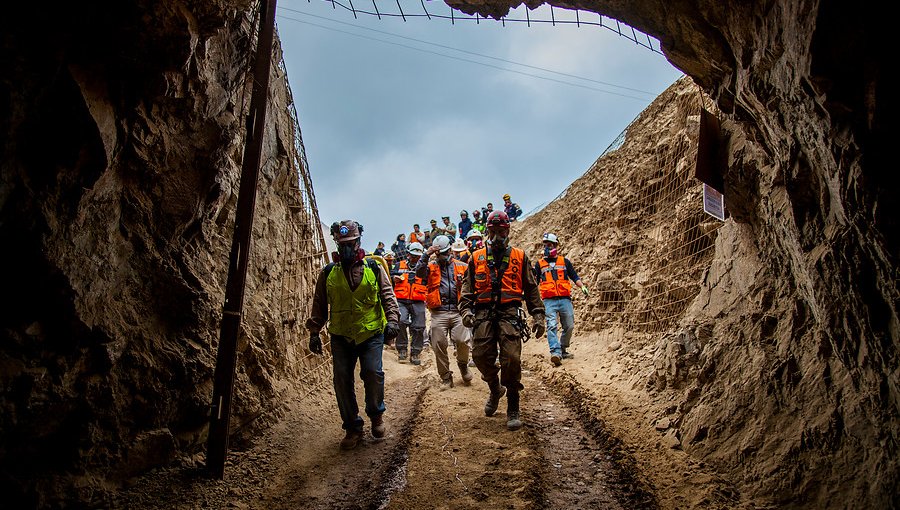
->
xmin=426 ymin=259 xmax=468 ymax=309
xmin=538 ymin=256 xmax=573 ymax=299
xmin=472 ymin=247 xmax=525 ymax=304
xmin=409 ymin=232 xmax=422 ymax=244
xmin=393 ymin=260 xmax=426 ymax=301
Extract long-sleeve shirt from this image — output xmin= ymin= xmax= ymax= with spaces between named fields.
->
xmin=458 ymin=218 xmax=473 ymax=238
xmin=306 ymin=258 xmax=400 ymax=335
xmin=414 ymin=255 xmax=460 ymax=312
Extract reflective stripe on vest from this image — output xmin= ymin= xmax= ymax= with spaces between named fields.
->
xmin=426 ymin=259 xmax=468 ymax=309
xmin=472 ymin=247 xmax=525 ymax=304
xmin=326 ymin=263 xmax=387 ymax=344
xmin=538 ymin=256 xmax=572 ymax=299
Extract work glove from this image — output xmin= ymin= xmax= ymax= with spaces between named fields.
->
xmin=384 ymin=321 xmax=399 ymax=342
xmin=309 ymin=333 xmax=323 ymax=355
xmin=462 ymin=312 xmax=476 ymax=328
xmin=581 ymin=285 xmax=590 ymax=297
xmin=532 ymin=316 xmax=546 ymax=339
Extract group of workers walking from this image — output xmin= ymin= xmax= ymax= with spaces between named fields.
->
xmin=306 ymin=198 xmax=589 ymax=450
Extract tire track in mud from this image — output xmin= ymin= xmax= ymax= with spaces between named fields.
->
xmin=384 ymin=366 xmax=648 ymax=510
xmin=528 ymin=366 xmax=659 ymax=509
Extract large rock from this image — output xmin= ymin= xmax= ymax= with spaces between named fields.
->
xmin=0 ymin=1 xmax=319 ymax=505
xmin=495 ymin=0 xmax=894 ymax=507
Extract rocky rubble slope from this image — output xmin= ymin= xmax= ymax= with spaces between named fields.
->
xmin=488 ymin=0 xmax=894 ymax=507
xmin=1 ymin=1 xmax=312 ymax=505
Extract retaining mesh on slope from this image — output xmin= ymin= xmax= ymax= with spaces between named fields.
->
xmin=271 ymin=36 xmax=334 ymax=395
xmin=522 ymin=79 xmax=723 ymax=344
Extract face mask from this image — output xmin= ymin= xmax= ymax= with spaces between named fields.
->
xmin=544 ymin=247 xmax=558 ymax=258
xmin=338 ymin=243 xmax=357 ymax=263
xmin=489 ymin=236 xmax=507 ymax=251
xmin=438 ymin=253 xmax=450 ymax=264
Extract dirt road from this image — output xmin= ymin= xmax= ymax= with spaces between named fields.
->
xmin=117 ymin=342 xmax=656 ymax=509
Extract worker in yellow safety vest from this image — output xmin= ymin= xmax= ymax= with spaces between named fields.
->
xmin=306 ymin=220 xmax=400 ymax=450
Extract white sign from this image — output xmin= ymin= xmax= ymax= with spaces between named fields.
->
xmin=703 ymin=184 xmax=725 ymax=221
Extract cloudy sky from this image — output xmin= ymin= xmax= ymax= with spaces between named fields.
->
xmin=275 ymin=0 xmax=683 ymax=252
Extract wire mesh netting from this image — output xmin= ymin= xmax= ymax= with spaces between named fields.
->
xmin=271 ymin=39 xmax=335 ymax=396
xmin=518 ymin=78 xmax=722 ymax=346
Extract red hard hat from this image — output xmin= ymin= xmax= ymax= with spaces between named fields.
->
xmin=486 ymin=210 xmax=510 ymax=228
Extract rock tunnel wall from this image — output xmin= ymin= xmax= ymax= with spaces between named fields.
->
xmin=458 ymin=0 xmax=895 ymax=507
xmin=0 ymin=1 xmax=325 ymax=505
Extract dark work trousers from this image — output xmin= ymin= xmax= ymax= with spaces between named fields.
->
xmin=396 ymin=299 xmax=426 ymax=355
xmin=471 ymin=309 xmax=524 ymax=391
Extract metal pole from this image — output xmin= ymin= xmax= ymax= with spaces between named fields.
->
xmin=206 ymin=0 xmax=278 ymax=479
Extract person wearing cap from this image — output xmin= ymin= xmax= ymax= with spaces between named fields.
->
xmin=450 ymin=238 xmax=470 ymax=263
xmin=428 ymin=219 xmax=441 ymax=245
xmin=416 ymin=235 xmax=474 ymax=389
xmin=502 ymin=194 xmax=523 ymax=222
xmin=392 ymin=242 xmax=428 ymax=365
xmin=533 ymin=233 xmax=589 ymax=366
xmin=459 ymin=211 xmax=545 ymax=431
xmin=307 ymin=220 xmax=400 ymax=450
xmin=440 ymin=216 xmax=457 ymax=242
xmin=458 ymin=210 xmax=473 ymax=239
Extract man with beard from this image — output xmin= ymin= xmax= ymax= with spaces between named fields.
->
xmin=307 ymin=220 xmax=400 ymax=449
xmin=459 ymin=211 xmax=545 ymax=431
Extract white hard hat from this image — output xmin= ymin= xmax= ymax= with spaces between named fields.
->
xmin=467 ymin=230 xmax=483 ymax=239
xmin=432 ymin=235 xmax=452 ymax=253
xmin=408 ymin=242 xmax=424 ymax=256
xmin=451 ymin=239 xmax=467 ymax=252
xmin=542 ymin=232 xmax=559 ymax=244
xmin=383 ymin=250 xmax=395 ymax=259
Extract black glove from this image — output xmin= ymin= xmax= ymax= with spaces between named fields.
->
xmin=309 ymin=333 xmax=323 ymax=355
xmin=462 ymin=312 xmax=476 ymax=328
xmin=532 ymin=317 xmax=546 ymax=339
xmin=384 ymin=322 xmax=399 ymax=342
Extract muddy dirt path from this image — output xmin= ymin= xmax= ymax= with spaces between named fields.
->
xmin=117 ymin=346 xmax=655 ymax=509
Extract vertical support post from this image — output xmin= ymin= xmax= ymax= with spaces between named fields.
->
xmin=206 ymin=0 xmax=278 ymax=479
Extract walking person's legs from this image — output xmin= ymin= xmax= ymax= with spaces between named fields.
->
xmin=544 ymin=298 xmax=563 ymax=365
xmin=358 ymin=334 xmax=387 ymax=438
xmin=330 ymin=335 xmax=364 ymax=448
xmin=430 ymin=311 xmax=453 ymax=386
xmin=396 ymin=300 xmax=412 ymax=360
xmin=558 ymin=298 xmax=576 ymax=358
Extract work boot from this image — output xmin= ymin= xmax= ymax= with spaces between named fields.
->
xmin=484 ymin=381 xmax=506 ymax=416
xmin=561 ymin=349 xmax=574 ymax=360
xmin=340 ymin=428 xmax=364 ymax=450
xmin=371 ymin=415 xmax=386 ymax=439
xmin=441 ymin=375 xmax=454 ymax=389
xmin=458 ymin=362 xmax=474 ymax=385
xmin=506 ymin=390 xmax=523 ymax=431
xmin=550 ymin=354 xmax=562 ymax=367
xmin=410 ymin=353 xmax=421 ymax=366
xmin=397 ymin=351 xmax=407 ymax=362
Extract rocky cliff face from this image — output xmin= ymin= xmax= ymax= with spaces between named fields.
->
xmin=1 ymin=1 xmax=317 ymax=505
xmin=474 ymin=0 xmax=894 ymax=507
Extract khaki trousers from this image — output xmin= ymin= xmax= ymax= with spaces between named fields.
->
xmin=429 ymin=309 xmax=471 ymax=381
